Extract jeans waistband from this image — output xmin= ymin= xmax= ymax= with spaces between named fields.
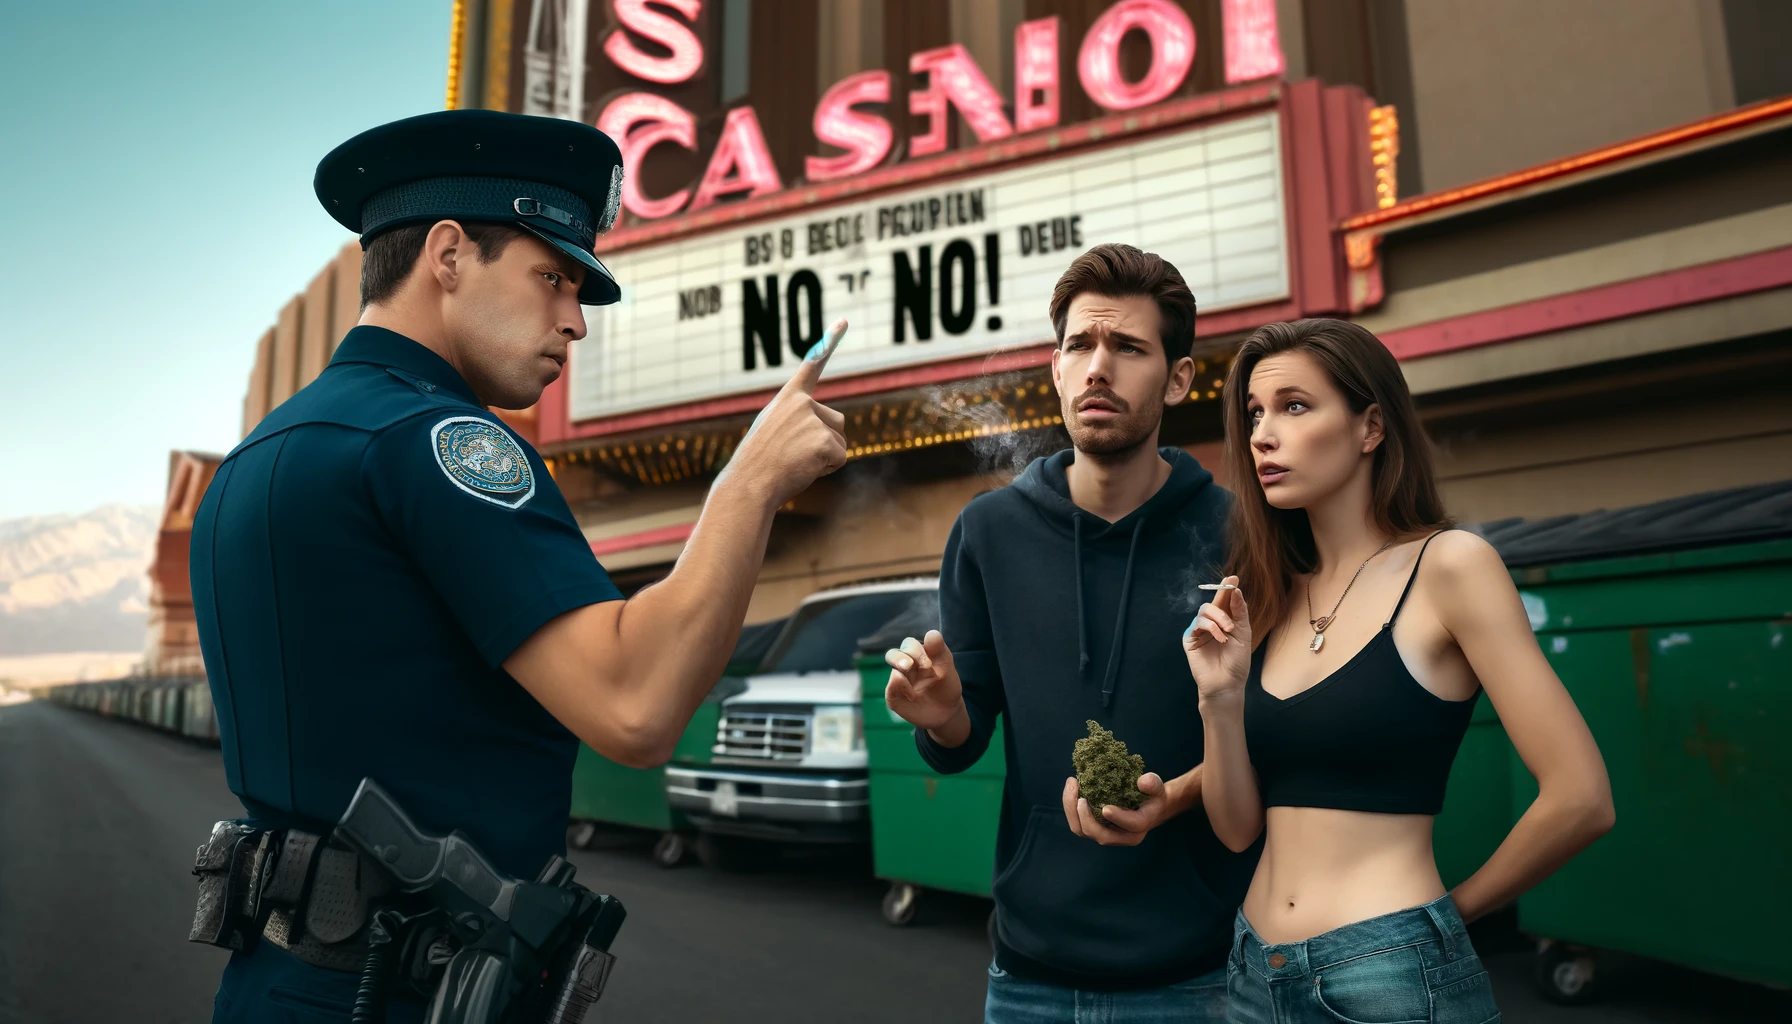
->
xmin=1232 ymin=894 xmax=1470 ymax=978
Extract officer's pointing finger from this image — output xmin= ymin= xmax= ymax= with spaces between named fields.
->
xmin=784 ymin=318 xmax=847 ymax=396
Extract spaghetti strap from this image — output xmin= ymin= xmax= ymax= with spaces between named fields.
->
xmin=1385 ymin=530 xmax=1448 ymax=627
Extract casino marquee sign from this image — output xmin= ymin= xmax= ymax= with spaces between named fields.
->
xmin=492 ymin=0 xmax=1393 ymax=446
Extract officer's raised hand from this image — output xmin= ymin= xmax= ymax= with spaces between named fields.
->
xmin=721 ymin=319 xmax=850 ymax=507
xmin=885 ymin=631 xmax=972 ymax=747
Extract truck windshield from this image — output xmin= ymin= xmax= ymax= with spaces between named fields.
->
xmin=758 ymin=590 xmax=935 ymax=675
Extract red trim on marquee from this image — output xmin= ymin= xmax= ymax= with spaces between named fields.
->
xmin=1380 ymin=246 xmax=1792 ymax=361
xmin=589 ymin=522 xmax=695 ymax=556
xmin=1341 ymin=94 xmax=1792 ymax=234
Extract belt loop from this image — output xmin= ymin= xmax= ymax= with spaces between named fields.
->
xmin=1423 ymin=895 xmax=1462 ymax=961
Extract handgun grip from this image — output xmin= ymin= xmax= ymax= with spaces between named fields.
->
xmin=335 ymin=779 xmax=448 ymax=887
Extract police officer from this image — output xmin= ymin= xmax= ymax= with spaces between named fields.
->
xmin=191 ymin=110 xmax=848 ymax=1022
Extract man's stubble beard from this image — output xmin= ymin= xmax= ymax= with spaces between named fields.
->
xmin=1065 ymin=407 xmax=1163 ymax=464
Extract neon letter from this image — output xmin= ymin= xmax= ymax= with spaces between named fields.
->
xmin=806 ymin=71 xmax=894 ymax=182
xmin=908 ymin=44 xmax=1014 ymax=157
xmin=1013 ymin=17 xmax=1061 ymax=133
xmin=1222 ymin=0 xmax=1284 ymax=83
xmin=1077 ymin=0 xmax=1195 ymax=112
xmin=690 ymin=106 xmax=783 ymax=211
xmin=604 ymin=0 xmax=705 ymax=85
xmin=597 ymin=92 xmax=697 ymax=220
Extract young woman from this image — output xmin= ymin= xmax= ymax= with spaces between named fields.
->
xmin=1184 ymin=319 xmax=1614 ymax=1023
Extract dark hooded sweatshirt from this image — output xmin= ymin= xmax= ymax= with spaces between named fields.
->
xmin=917 ymin=447 xmax=1260 ymax=990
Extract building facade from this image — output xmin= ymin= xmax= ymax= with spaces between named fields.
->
xmin=231 ymin=0 xmax=1792 ymax=624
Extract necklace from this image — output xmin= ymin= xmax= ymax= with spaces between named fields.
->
xmin=1304 ymin=538 xmax=1395 ymax=653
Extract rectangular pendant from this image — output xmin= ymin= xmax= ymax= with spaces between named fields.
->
xmin=1309 ymin=633 xmax=1325 ymax=652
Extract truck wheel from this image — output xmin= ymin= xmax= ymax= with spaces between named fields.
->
xmin=1534 ymin=941 xmax=1601 ymax=1005
xmin=696 ymin=833 xmax=772 ymax=873
xmin=652 ymin=831 xmax=688 ymax=868
xmin=566 ymin=820 xmax=598 ymax=850
xmin=881 ymin=883 xmax=919 ymax=926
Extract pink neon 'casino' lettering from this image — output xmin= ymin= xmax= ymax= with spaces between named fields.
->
xmin=1077 ymin=0 xmax=1196 ymax=111
xmin=908 ymin=44 xmax=1016 ymax=158
xmin=598 ymin=92 xmax=697 ymax=219
xmin=807 ymin=71 xmax=895 ymax=182
xmin=604 ymin=0 xmax=706 ymax=84
xmin=690 ymin=107 xmax=784 ymax=211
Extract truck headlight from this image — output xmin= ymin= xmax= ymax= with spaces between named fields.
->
xmin=811 ymin=705 xmax=863 ymax=755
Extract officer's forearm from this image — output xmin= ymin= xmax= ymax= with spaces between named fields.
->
xmin=610 ymin=470 xmax=782 ymax=739
xmin=508 ymin=471 xmax=783 ymax=766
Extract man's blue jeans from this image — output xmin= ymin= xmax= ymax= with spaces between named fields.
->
xmin=985 ymin=960 xmax=1229 ymax=1023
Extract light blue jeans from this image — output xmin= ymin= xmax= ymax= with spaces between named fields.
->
xmin=1226 ymin=894 xmax=1500 ymax=1023
xmin=985 ymin=960 xmax=1228 ymax=1023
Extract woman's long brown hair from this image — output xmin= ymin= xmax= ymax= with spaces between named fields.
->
xmin=1220 ymin=319 xmax=1451 ymax=642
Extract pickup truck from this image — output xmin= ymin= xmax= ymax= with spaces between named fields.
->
xmin=666 ymin=577 xmax=938 ymax=870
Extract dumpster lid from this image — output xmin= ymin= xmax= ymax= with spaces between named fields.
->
xmin=1468 ymin=479 xmax=1792 ymax=568
xmin=856 ymin=591 xmax=942 ymax=653
xmin=730 ymin=617 xmax=788 ymax=671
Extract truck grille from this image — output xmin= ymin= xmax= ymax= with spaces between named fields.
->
xmin=714 ymin=706 xmax=810 ymax=760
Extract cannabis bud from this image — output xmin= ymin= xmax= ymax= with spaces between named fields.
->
xmin=1072 ymin=720 xmax=1147 ymax=824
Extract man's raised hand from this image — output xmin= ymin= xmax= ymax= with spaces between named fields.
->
xmin=724 ymin=318 xmax=850 ymax=508
xmin=884 ymin=630 xmax=966 ymax=735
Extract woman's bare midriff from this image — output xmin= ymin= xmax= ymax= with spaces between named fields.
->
xmin=1242 ymin=806 xmax=1445 ymax=944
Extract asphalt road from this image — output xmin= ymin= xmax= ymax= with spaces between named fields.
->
xmin=1 ymin=698 xmax=1785 ymax=1023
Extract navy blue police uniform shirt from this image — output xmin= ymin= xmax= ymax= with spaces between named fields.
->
xmin=190 ymin=325 xmax=623 ymax=879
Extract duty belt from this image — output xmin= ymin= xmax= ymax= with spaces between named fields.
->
xmin=189 ymin=822 xmax=396 ymax=973
xmin=188 ymin=781 xmax=627 ymax=1024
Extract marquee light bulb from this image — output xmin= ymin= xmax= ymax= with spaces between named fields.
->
xmin=597 ymin=92 xmax=697 ymax=220
xmin=604 ymin=0 xmax=706 ymax=85
xmin=1078 ymin=0 xmax=1196 ymax=112
xmin=807 ymin=71 xmax=895 ymax=182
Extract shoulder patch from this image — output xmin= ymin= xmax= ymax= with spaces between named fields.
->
xmin=430 ymin=416 xmax=536 ymax=509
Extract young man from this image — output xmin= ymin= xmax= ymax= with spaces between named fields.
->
xmin=885 ymin=244 xmax=1256 ymax=1022
xmin=191 ymin=110 xmax=848 ymax=1021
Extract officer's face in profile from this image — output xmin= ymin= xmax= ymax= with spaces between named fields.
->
xmin=440 ymin=228 xmax=589 ymax=410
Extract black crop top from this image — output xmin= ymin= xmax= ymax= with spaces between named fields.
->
xmin=1243 ymin=532 xmax=1480 ymax=815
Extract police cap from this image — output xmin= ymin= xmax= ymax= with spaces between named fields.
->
xmin=315 ymin=109 xmax=624 ymax=305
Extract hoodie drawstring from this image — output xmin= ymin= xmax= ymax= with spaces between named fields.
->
xmin=1099 ymin=519 xmax=1146 ymax=707
xmin=1072 ymin=513 xmax=1089 ymax=676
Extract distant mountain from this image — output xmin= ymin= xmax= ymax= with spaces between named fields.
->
xmin=0 ymin=504 xmax=159 ymax=657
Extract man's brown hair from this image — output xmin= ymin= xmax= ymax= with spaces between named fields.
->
xmin=1048 ymin=243 xmax=1197 ymax=367
xmin=359 ymin=221 xmax=525 ymax=309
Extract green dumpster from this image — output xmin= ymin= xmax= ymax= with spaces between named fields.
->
xmin=566 ymin=617 xmax=787 ymax=867
xmin=1479 ymin=481 xmax=1792 ymax=1001
xmin=1432 ymin=694 xmax=1513 ymax=891
xmin=857 ymin=603 xmax=1005 ymax=927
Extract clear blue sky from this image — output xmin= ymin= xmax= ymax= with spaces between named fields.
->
xmin=0 ymin=0 xmax=451 ymax=520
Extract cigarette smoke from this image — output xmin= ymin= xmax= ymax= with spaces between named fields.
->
xmin=923 ymin=377 xmax=1071 ymax=483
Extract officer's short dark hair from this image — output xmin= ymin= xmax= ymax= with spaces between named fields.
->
xmin=360 ymin=221 xmax=524 ymax=309
xmin=1048 ymin=243 xmax=1197 ymax=367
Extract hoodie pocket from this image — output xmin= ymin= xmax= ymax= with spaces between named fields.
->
xmin=992 ymin=806 xmax=1225 ymax=975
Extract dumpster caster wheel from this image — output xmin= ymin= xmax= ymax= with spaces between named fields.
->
xmin=882 ymin=883 xmax=919 ymax=926
xmin=652 ymin=831 xmax=688 ymax=868
xmin=1534 ymin=942 xmax=1601 ymax=1005
xmin=566 ymin=820 xmax=598 ymax=850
